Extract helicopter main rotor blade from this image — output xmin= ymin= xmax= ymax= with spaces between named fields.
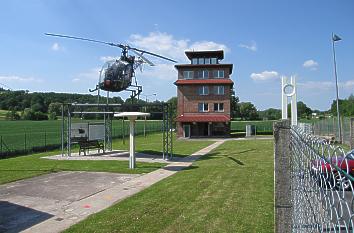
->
xmin=128 ymin=47 xmax=177 ymax=63
xmin=45 ymin=33 xmax=124 ymax=49
xmin=130 ymin=50 xmax=155 ymax=66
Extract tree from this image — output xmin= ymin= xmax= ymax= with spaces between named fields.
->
xmin=48 ymin=102 xmax=62 ymax=117
xmin=288 ymin=101 xmax=312 ymax=119
xmin=167 ymin=97 xmax=177 ymax=120
xmin=258 ymin=108 xmax=281 ymax=120
xmin=5 ymin=110 xmax=20 ymax=120
xmin=230 ymin=89 xmax=240 ymax=119
xmin=239 ymin=102 xmax=259 ymax=120
xmin=330 ymin=95 xmax=354 ymax=117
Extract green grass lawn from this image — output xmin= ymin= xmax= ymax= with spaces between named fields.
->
xmin=0 ymin=133 xmax=214 ymax=185
xmin=65 ymin=139 xmax=274 ymax=233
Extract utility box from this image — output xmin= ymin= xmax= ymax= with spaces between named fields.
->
xmin=245 ymin=125 xmax=256 ymax=137
xmin=71 ymin=122 xmax=105 ymax=142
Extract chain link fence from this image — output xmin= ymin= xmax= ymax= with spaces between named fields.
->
xmin=275 ymin=119 xmax=354 ymax=232
xmin=313 ymin=117 xmax=353 ymax=146
xmin=0 ymin=120 xmax=163 ymax=158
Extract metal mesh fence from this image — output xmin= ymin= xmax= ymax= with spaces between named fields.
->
xmin=290 ymin=125 xmax=354 ymax=232
xmin=313 ymin=117 xmax=352 ymax=146
xmin=0 ymin=120 xmax=163 ymax=157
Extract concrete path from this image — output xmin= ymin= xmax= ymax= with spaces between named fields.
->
xmin=0 ymin=140 xmax=224 ymax=233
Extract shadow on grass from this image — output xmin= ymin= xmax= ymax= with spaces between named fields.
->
xmin=227 ymin=157 xmax=245 ymax=165
xmin=138 ymin=150 xmax=189 ymax=158
xmin=163 ymin=165 xmax=199 ymax=172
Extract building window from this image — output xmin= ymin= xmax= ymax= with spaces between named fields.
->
xmin=198 ymin=86 xmax=209 ymax=95
xmin=192 ymin=58 xmax=198 ymax=64
xmin=211 ymin=58 xmax=218 ymax=64
xmin=198 ymin=70 xmax=209 ymax=79
xmin=183 ymin=71 xmax=194 ymax=79
xmin=213 ymin=70 xmax=224 ymax=78
xmin=214 ymin=103 xmax=224 ymax=112
xmin=198 ymin=58 xmax=204 ymax=64
xmin=205 ymin=58 xmax=211 ymax=64
xmin=214 ymin=86 xmax=225 ymax=95
xmin=198 ymin=102 xmax=209 ymax=112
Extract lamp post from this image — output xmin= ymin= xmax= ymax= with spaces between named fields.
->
xmin=332 ymin=33 xmax=342 ymax=143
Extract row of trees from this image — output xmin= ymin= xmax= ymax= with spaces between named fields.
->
xmin=1 ymin=88 xmax=352 ymax=121
xmin=0 ymin=90 xmax=125 ymax=120
xmin=330 ymin=94 xmax=354 ymax=117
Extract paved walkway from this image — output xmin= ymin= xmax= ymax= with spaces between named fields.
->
xmin=0 ymin=140 xmax=224 ymax=233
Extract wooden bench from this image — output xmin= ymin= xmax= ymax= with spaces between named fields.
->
xmin=78 ymin=140 xmax=104 ymax=156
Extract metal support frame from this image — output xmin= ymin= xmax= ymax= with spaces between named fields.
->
xmin=162 ymin=102 xmax=173 ymax=160
xmin=61 ymin=101 xmax=173 ymax=159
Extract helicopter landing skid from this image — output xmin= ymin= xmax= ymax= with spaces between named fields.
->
xmin=126 ymin=85 xmax=142 ymax=100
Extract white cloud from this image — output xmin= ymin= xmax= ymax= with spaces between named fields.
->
xmin=73 ymin=68 xmax=101 ymax=82
xmin=250 ymin=71 xmax=279 ymax=81
xmin=100 ymin=56 xmax=120 ymax=63
xmin=342 ymin=80 xmax=354 ymax=89
xmin=139 ymin=63 xmax=176 ymax=81
xmin=0 ymin=75 xmax=42 ymax=83
xmin=298 ymin=80 xmax=354 ymax=90
xmin=51 ymin=42 xmax=61 ymax=51
xmin=303 ymin=59 xmax=319 ymax=70
xmin=129 ymin=31 xmax=229 ymax=63
xmin=298 ymin=81 xmax=333 ymax=90
xmin=238 ymin=41 xmax=257 ymax=52
xmin=126 ymin=31 xmax=230 ymax=81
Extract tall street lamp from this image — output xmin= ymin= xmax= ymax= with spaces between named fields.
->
xmin=332 ymin=33 xmax=342 ymax=143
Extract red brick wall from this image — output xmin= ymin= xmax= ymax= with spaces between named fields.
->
xmin=177 ymin=85 xmax=231 ymax=116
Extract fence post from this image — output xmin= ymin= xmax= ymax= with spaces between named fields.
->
xmin=274 ymin=119 xmax=292 ymax=233
xmin=24 ymin=133 xmax=27 ymax=152
xmin=44 ymin=131 xmax=47 ymax=151
xmin=350 ymin=117 xmax=354 ymax=150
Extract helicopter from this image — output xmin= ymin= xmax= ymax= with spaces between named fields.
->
xmin=45 ymin=33 xmax=177 ymax=98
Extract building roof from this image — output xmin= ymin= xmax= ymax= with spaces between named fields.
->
xmin=174 ymin=64 xmax=233 ymax=74
xmin=176 ymin=114 xmax=230 ymax=122
xmin=174 ymin=79 xmax=234 ymax=86
xmin=185 ymin=50 xmax=224 ymax=60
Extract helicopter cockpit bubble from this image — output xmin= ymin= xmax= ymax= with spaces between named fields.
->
xmin=98 ymin=60 xmax=134 ymax=92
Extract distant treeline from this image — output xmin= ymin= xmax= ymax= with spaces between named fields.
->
xmin=0 ymin=89 xmax=175 ymax=121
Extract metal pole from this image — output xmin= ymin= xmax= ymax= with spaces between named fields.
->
xmin=332 ymin=33 xmax=342 ymax=143
xmin=129 ymin=118 xmax=136 ymax=169
xmin=24 ymin=133 xmax=27 ymax=152
xmin=122 ymin=118 xmax=125 ymax=145
xmin=61 ymin=104 xmax=64 ymax=156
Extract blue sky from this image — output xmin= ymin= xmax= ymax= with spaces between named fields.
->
xmin=0 ymin=0 xmax=353 ymax=110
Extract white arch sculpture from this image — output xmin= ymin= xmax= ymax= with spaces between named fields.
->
xmin=282 ymin=76 xmax=298 ymax=126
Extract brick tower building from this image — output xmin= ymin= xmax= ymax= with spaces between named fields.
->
xmin=174 ymin=50 xmax=233 ymax=138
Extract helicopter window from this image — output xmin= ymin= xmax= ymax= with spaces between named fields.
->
xmin=211 ymin=58 xmax=217 ymax=64
xmin=183 ymin=71 xmax=194 ymax=79
xmin=198 ymin=58 xmax=204 ymax=64
xmin=192 ymin=58 xmax=198 ymax=64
